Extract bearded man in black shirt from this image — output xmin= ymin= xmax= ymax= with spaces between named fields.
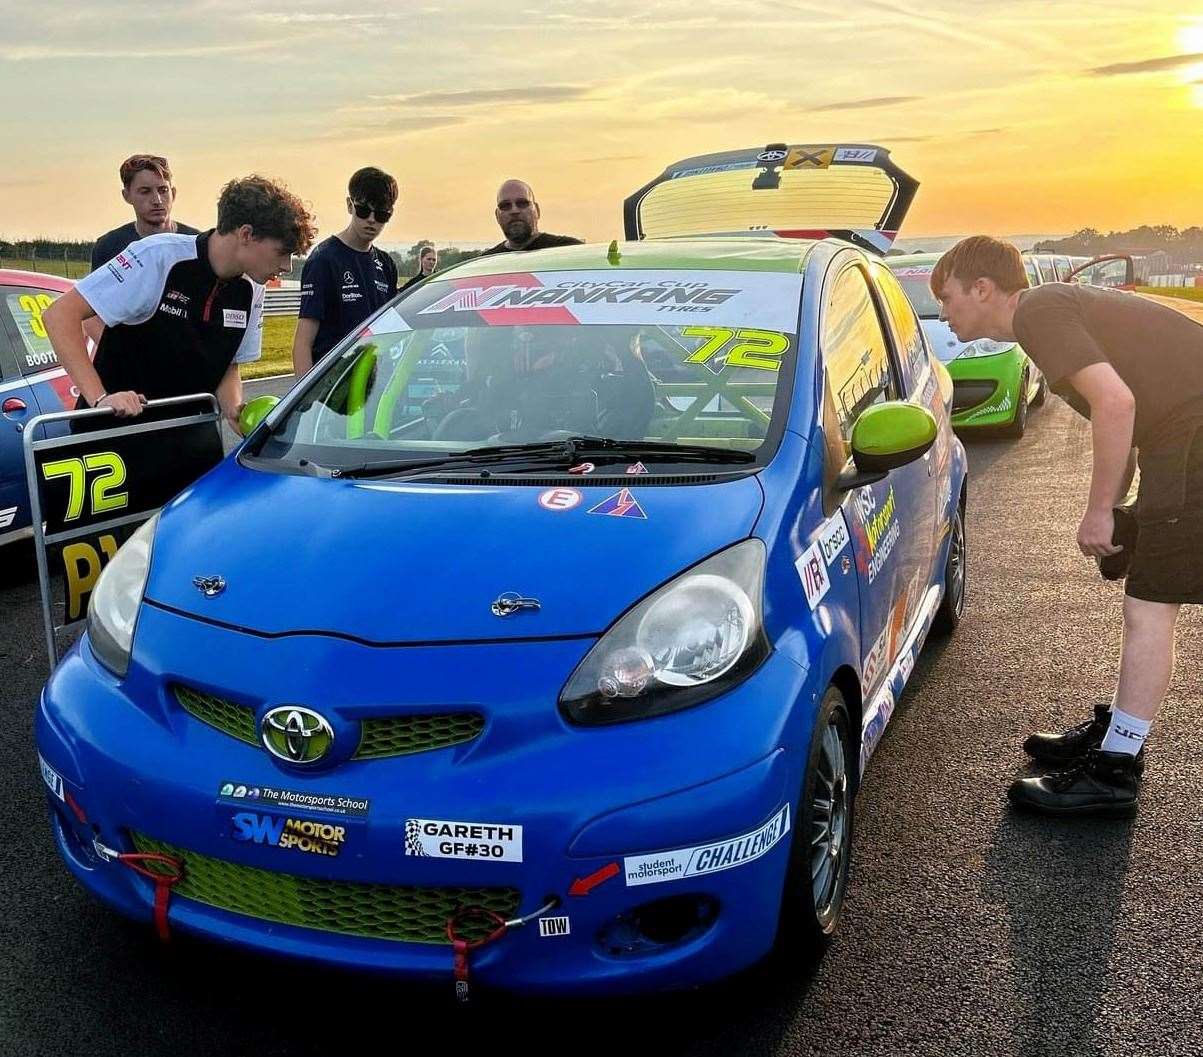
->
xmin=479 ymin=180 xmax=582 ymax=256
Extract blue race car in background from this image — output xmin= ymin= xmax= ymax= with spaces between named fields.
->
xmin=37 ymin=144 xmax=967 ymax=996
xmin=0 ymin=269 xmax=79 ymax=547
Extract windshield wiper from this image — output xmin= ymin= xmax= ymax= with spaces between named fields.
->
xmin=333 ymin=436 xmax=754 ymax=480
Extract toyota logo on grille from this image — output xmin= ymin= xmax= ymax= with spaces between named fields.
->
xmin=261 ymin=706 xmax=334 ymax=764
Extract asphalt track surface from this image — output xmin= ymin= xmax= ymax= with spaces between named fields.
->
xmin=2 ymin=384 xmax=1200 ymax=1057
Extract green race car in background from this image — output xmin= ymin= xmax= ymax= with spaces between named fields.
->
xmin=887 ymin=253 xmax=1046 ymax=437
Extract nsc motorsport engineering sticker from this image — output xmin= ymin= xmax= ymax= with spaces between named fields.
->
xmin=623 ymin=804 xmax=790 ymax=887
xmin=851 ymin=485 xmax=901 ymax=585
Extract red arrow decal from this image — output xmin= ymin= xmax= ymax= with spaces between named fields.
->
xmin=569 ymin=861 xmax=620 ymax=897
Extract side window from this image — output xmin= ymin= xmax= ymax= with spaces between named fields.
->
xmin=3 ymin=287 xmax=63 ymax=376
xmin=872 ymin=265 xmax=928 ymax=392
xmin=822 ymin=265 xmax=900 ymax=443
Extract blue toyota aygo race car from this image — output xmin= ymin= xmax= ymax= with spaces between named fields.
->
xmin=37 ymin=145 xmax=968 ymax=997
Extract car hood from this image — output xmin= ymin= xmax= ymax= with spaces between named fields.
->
xmin=145 ymin=459 xmax=766 ymax=643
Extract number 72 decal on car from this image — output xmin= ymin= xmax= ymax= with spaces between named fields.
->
xmin=681 ymin=326 xmax=790 ymax=372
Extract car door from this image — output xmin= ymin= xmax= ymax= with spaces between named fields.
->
xmin=819 ymin=261 xmax=936 ymax=705
xmin=1067 ymin=254 xmax=1136 ymax=290
xmin=0 ymin=285 xmax=74 ymax=543
xmin=870 ymin=262 xmax=943 ymax=582
xmin=0 ymin=293 xmax=37 ymax=542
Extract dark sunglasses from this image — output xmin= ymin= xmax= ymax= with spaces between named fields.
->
xmin=351 ymin=200 xmax=393 ymax=223
xmin=496 ymin=198 xmax=532 ymax=212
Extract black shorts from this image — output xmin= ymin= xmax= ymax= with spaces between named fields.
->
xmin=1126 ymin=425 xmax=1203 ymax=604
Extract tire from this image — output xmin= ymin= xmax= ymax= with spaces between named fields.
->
xmin=1032 ymin=372 xmax=1048 ymax=408
xmin=1003 ymin=374 xmax=1028 ymax=438
xmin=932 ymin=499 xmax=967 ymax=636
xmin=776 ymin=686 xmax=854 ymax=953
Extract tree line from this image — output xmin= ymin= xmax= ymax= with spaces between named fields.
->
xmin=0 ymin=237 xmax=482 ymax=281
xmin=1034 ymin=226 xmax=1203 ymax=266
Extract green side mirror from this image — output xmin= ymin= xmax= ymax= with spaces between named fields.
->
xmin=238 ymin=394 xmax=280 ymax=436
xmin=850 ymin=401 xmax=938 ymax=474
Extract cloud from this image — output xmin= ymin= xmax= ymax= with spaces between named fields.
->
xmin=810 ymin=95 xmax=921 ymax=112
xmin=570 ymin=155 xmax=644 ymax=164
xmin=0 ymin=40 xmax=274 ymax=61
xmin=312 ymin=113 xmax=469 ymax=144
xmin=1088 ymin=52 xmax=1203 ymax=76
xmin=247 ymin=11 xmax=407 ymax=23
xmin=370 ymin=85 xmax=593 ymax=108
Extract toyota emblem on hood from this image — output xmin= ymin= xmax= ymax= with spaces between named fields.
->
xmin=193 ymin=575 xmax=226 ymax=598
xmin=261 ymin=706 xmax=335 ymax=764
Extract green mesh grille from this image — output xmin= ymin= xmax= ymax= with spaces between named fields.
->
xmin=356 ymin=713 xmax=485 ymax=759
xmin=174 ymin=685 xmax=257 ymax=746
xmin=172 ymin=685 xmax=484 ymax=759
xmin=131 ymin=833 xmax=519 ymax=944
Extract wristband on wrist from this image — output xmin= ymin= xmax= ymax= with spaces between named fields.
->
xmin=94 ymin=392 xmax=109 ymax=408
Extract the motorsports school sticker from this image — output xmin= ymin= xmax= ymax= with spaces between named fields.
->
xmin=218 ymin=781 xmax=369 ymax=818
xmin=623 ymin=805 xmax=790 ymax=887
xmin=405 ymin=818 xmax=524 ymax=862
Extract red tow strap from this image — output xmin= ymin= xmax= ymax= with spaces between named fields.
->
xmin=117 ymin=853 xmax=185 ymax=942
xmin=446 ymin=907 xmax=508 ymax=1004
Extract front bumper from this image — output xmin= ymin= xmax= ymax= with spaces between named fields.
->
xmin=36 ymin=602 xmax=815 ymax=995
xmin=947 ymin=349 xmax=1027 ymax=428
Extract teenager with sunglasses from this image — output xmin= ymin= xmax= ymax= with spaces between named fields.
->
xmin=292 ymin=167 xmax=399 ymax=375
xmin=479 ymin=179 xmax=582 ymax=256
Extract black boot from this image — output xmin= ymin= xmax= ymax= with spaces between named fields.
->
xmin=1022 ymin=704 xmax=1145 ymax=775
xmin=1007 ymin=749 xmax=1140 ymax=819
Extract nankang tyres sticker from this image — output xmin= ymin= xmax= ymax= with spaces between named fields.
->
xmin=623 ymin=805 xmax=790 ymax=886
xmin=410 ymin=270 xmax=804 ymax=333
xmin=404 ymin=818 xmax=523 ymax=862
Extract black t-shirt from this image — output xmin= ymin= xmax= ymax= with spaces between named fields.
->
xmin=398 ymin=271 xmax=431 ymax=295
xmin=73 ymin=230 xmax=263 ymax=415
xmin=1013 ymin=283 xmax=1203 ymax=446
xmin=478 ymin=232 xmax=583 ymax=257
xmin=298 ymin=236 xmax=398 ymax=360
xmin=91 ymin=222 xmax=200 ymax=272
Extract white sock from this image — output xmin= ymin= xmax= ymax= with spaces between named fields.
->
xmin=1101 ymin=707 xmax=1152 ymax=756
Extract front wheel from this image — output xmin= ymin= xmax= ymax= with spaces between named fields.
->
xmin=1032 ymin=373 xmax=1048 ymax=408
xmin=776 ymin=687 xmax=854 ymax=953
xmin=932 ymin=500 xmax=967 ymax=636
xmin=1003 ymin=374 xmax=1029 ymax=438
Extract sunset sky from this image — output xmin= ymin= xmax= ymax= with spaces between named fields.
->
xmin=2 ymin=0 xmax=1201 ymax=247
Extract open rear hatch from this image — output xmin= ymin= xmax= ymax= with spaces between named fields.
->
xmin=624 ymin=143 xmax=918 ymax=254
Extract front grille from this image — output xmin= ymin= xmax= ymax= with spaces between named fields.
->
xmin=131 ymin=833 xmax=520 ymax=944
xmin=172 ymin=685 xmax=484 ymax=759
xmin=951 ymin=380 xmax=998 ymax=414
xmin=357 ymin=713 xmax=485 ymax=759
xmin=175 ymin=685 xmax=257 ymax=745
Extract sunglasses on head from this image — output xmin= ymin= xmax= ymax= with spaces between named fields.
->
xmin=351 ymin=200 xmax=393 ymax=223
xmin=497 ymin=198 xmax=532 ymax=212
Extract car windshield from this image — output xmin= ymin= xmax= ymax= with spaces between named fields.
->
xmin=4 ymin=287 xmax=63 ymax=375
xmin=887 ymin=266 xmax=940 ymax=319
xmin=256 ymin=268 xmax=803 ymax=475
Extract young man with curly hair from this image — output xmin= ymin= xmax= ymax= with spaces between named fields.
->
xmin=45 ymin=175 xmax=317 ymax=434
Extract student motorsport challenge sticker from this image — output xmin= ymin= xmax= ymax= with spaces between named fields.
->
xmin=623 ymin=805 xmax=790 ymax=886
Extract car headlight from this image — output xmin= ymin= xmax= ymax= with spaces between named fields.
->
xmin=958 ymin=339 xmax=1015 ymax=359
xmin=87 ymin=514 xmax=158 ymax=677
xmin=559 ymin=539 xmax=769 ymax=725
